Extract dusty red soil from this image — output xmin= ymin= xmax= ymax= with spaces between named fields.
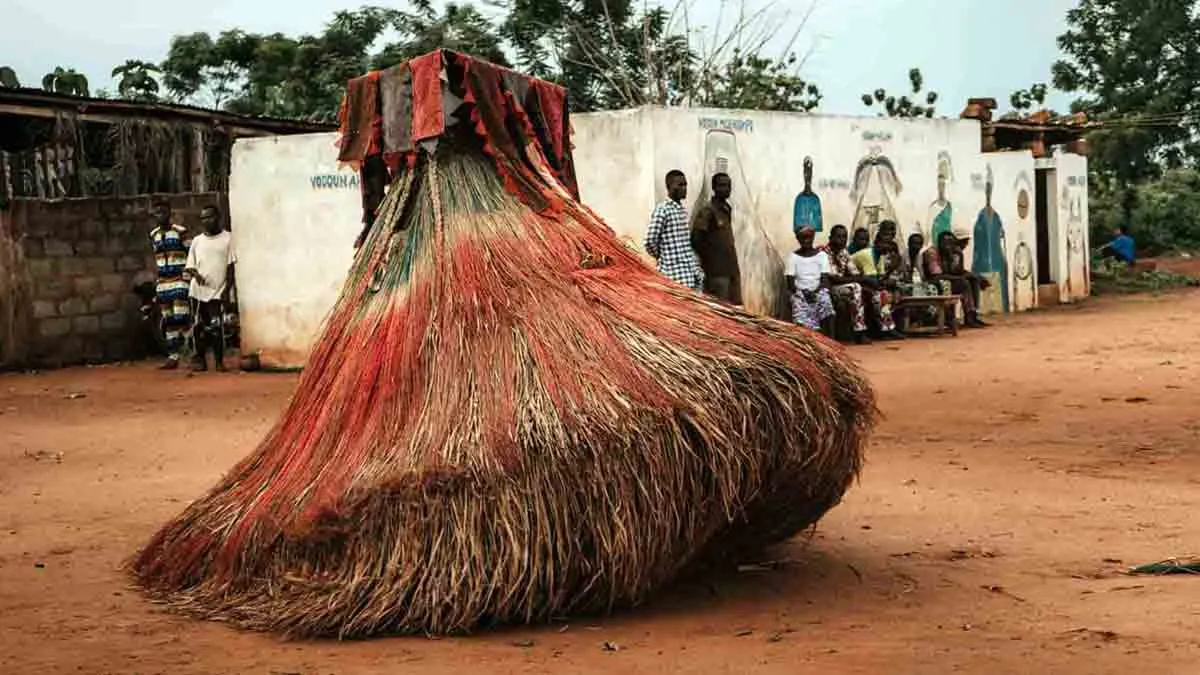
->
xmin=3 ymin=291 xmax=1200 ymax=674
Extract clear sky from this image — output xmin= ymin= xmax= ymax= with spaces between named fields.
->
xmin=1 ymin=0 xmax=1078 ymax=115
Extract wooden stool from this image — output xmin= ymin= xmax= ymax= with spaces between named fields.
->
xmin=896 ymin=295 xmax=959 ymax=336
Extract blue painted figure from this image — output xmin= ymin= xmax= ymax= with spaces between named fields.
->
xmin=793 ymin=156 xmax=823 ymax=235
xmin=971 ymin=165 xmax=1009 ymax=313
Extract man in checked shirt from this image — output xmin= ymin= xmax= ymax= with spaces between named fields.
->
xmin=643 ymin=169 xmax=703 ymax=291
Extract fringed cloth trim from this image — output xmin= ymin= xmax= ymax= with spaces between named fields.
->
xmin=336 ymin=71 xmax=381 ymax=166
xmin=459 ymin=59 xmax=567 ymax=217
xmin=335 ymin=50 xmax=578 ymax=229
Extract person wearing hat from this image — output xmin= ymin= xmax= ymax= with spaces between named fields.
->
xmin=923 ymin=226 xmax=989 ymax=328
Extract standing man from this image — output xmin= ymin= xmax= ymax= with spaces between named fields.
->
xmin=185 ymin=205 xmax=236 ymax=372
xmin=643 ymin=169 xmax=702 ymax=291
xmin=149 ymin=200 xmax=191 ymax=370
xmin=690 ymin=172 xmax=742 ymax=304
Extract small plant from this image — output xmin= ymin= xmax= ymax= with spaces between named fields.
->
xmin=1090 ymin=257 xmax=1200 ymax=295
xmin=42 ymin=67 xmax=90 ymax=97
xmin=0 ymin=66 xmax=19 ymax=88
xmin=861 ymin=68 xmax=937 ymax=118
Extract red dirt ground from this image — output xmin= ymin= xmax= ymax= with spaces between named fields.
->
xmin=3 ymin=291 xmax=1200 ymax=674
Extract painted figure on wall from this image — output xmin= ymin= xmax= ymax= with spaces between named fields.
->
xmin=694 ymin=129 xmax=788 ymax=318
xmin=927 ymin=151 xmax=954 ymax=243
xmin=1013 ymin=233 xmax=1035 ymax=310
xmin=793 ymin=156 xmax=823 ymax=236
xmin=1011 ymin=172 xmax=1036 ymax=310
xmin=850 ymin=149 xmax=902 ymax=240
xmin=971 ymin=164 xmax=1008 ymax=314
xmin=1063 ymin=182 xmax=1086 ymax=299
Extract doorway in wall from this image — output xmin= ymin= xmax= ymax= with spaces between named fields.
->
xmin=1035 ymin=168 xmax=1055 ymax=286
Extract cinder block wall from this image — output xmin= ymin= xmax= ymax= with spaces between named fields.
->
xmin=0 ymin=193 xmax=220 ymax=368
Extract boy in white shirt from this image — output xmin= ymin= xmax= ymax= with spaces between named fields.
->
xmin=185 ymin=205 xmax=236 ymax=372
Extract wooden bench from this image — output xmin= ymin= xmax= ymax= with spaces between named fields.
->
xmin=895 ymin=295 xmax=959 ymax=337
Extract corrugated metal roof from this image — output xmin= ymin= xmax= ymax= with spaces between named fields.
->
xmin=0 ymin=87 xmax=336 ymax=134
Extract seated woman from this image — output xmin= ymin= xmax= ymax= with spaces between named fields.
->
xmin=849 ymin=226 xmax=905 ymax=340
xmin=821 ymin=224 xmax=872 ymax=344
xmin=923 ymin=231 xmax=988 ymax=328
xmin=786 ymin=226 xmax=836 ymax=335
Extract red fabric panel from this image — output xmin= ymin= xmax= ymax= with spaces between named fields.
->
xmin=408 ymin=50 xmax=445 ymax=142
xmin=532 ymin=80 xmax=565 ymax=166
xmin=337 ymin=71 xmax=381 ymax=163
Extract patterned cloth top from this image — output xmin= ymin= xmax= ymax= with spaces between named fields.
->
xmin=822 ymin=246 xmax=860 ymax=278
xmin=644 ymin=199 xmax=702 ymax=289
xmin=150 ymin=223 xmax=189 ymax=300
xmin=338 ymin=49 xmax=578 ymax=229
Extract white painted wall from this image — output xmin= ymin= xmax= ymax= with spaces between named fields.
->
xmin=979 ymin=151 xmax=1038 ymax=312
xmin=229 ymin=133 xmax=361 ymax=368
xmin=572 ymin=107 xmax=1072 ymax=314
xmin=1054 ymin=150 xmax=1091 ymax=301
xmin=570 ymin=107 xmax=656 ymax=261
xmin=228 ymin=107 xmax=1089 ymax=366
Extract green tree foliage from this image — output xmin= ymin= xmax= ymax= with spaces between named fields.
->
xmin=861 ymin=68 xmax=937 ymax=118
xmin=1053 ymin=0 xmax=1200 ymax=250
xmin=502 ymin=0 xmax=818 ymax=112
xmin=1052 ymin=0 xmax=1200 ymax=186
xmin=111 ymin=60 xmax=162 ymax=101
xmin=0 ymin=66 xmax=19 ymax=89
xmin=1009 ymin=83 xmax=1048 ymax=113
xmin=694 ymin=51 xmax=821 ymax=112
xmin=504 ymin=0 xmax=685 ymax=110
xmin=158 ymin=3 xmax=508 ymax=121
xmin=42 ymin=67 xmax=90 ymax=97
xmin=1090 ymin=169 xmax=1200 ymax=254
xmin=143 ymin=1 xmax=814 ymax=118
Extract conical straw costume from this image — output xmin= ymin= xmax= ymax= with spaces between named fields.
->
xmin=130 ymin=51 xmax=876 ymax=638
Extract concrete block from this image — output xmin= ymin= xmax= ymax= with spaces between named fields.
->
xmin=101 ymin=237 xmax=125 ymax=255
xmin=44 ymin=238 xmax=74 ymax=257
xmin=104 ymin=338 xmax=131 ymax=360
xmin=23 ymin=238 xmax=44 ymax=258
xmin=90 ymin=293 xmax=120 ymax=313
xmin=99 ymin=273 xmax=127 ymax=293
xmin=39 ymin=318 xmax=72 ymax=338
xmin=80 ymin=338 xmax=105 ymax=362
xmin=73 ymin=315 xmax=101 ymax=335
xmin=109 ymin=220 xmax=135 ymax=237
xmin=85 ymin=258 xmax=115 ymax=275
xmin=100 ymin=311 xmax=128 ymax=331
xmin=59 ymin=336 xmax=85 ymax=364
xmin=23 ymin=214 xmax=53 ymax=238
xmin=75 ymin=239 xmax=99 ymax=255
xmin=116 ymin=255 xmax=144 ymax=272
xmin=74 ymin=276 xmax=101 ymax=296
xmin=126 ymin=233 xmax=151 ymax=253
xmin=58 ymin=297 xmax=88 ymax=316
xmin=36 ymin=277 xmax=71 ymax=300
xmin=80 ymin=220 xmax=103 ymax=238
xmin=32 ymin=300 xmax=58 ymax=319
xmin=27 ymin=258 xmax=55 ymax=279
xmin=57 ymin=257 xmax=85 ymax=276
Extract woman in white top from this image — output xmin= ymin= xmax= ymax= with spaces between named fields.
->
xmin=786 ymin=226 xmax=836 ymax=333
